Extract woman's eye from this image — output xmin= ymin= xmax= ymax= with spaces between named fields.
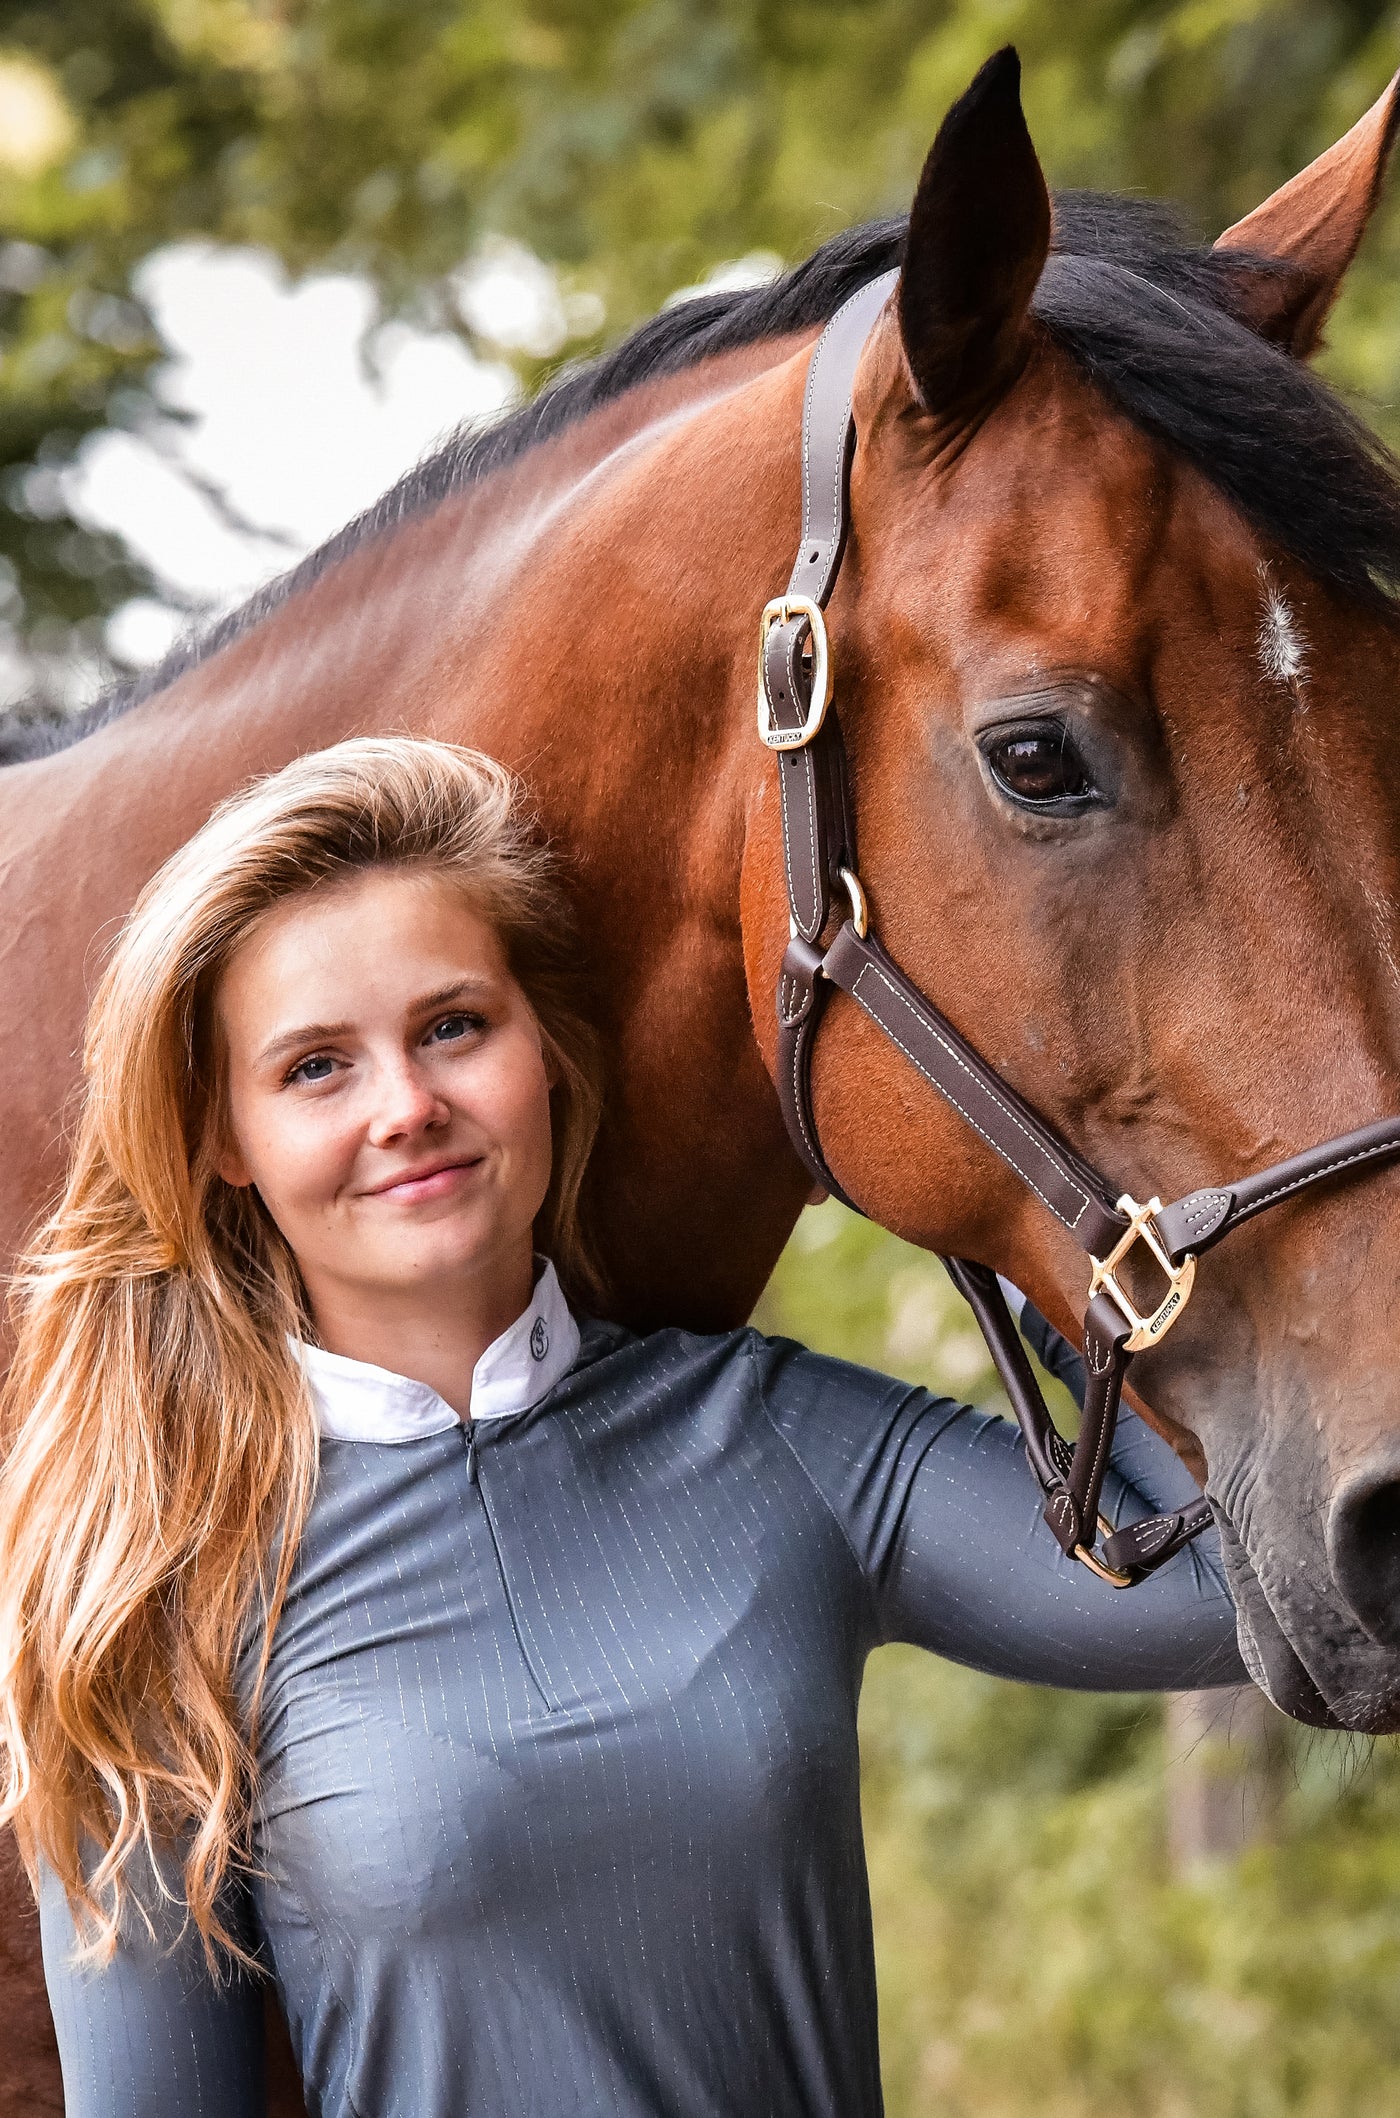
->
xmin=288 ymin=1053 xmax=336 ymax=1086
xmin=427 ymin=1011 xmax=484 ymax=1045
xmin=981 ymin=723 xmax=1098 ymax=810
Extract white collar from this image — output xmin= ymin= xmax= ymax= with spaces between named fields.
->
xmin=295 ymin=1259 xmax=580 ymax=1444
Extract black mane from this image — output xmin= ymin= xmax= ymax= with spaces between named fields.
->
xmin=7 ymin=193 xmax=1400 ymax=763
xmin=1038 ymin=192 xmax=1400 ymax=613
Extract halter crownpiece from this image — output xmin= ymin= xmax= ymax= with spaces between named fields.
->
xmin=761 ymin=273 xmax=1400 ymax=1586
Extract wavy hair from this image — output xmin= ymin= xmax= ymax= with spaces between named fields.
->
xmin=0 ymin=737 xmax=602 ymax=1969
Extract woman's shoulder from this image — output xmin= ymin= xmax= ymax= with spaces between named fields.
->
xmin=564 ymin=1312 xmax=938 ymax=1430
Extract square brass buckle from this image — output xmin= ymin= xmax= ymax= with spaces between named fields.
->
xmin=757 ymin=596 xmax=832 ymax=750
xmin=1088 ymin=1193 xmax=1197 ymax=1353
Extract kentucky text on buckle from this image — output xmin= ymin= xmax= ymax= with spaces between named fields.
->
xmin=1088 ymin=1194 xmax=1197 ymax=1353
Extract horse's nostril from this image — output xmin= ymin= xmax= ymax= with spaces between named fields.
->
xmin=1328 ymin=1471 xmax=1400 ymax=1647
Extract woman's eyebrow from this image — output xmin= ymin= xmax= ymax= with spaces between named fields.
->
xmin=256 ymin=1019 xmax=351 ymax=1069
xmin=411 ymin=976 xmax=497 ymax=1015
xmin=255 ymin=979 xmax=499 ymax=1069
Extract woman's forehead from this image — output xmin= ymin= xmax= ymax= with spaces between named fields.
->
xmin=219 ymin=870 xmax=511 ymax=1041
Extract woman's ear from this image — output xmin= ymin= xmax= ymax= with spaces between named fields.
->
xmin=208 ymin=1104 xmax=253 ymax=1187
xmin=213 ymin=1146 xmax=254 ymax=1188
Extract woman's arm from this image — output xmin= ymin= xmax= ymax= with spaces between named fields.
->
xmin=752 ymin=1331 xmax=1248 ymax=1691
xmin=38 ymin=1852 xmax=267 ymax=2118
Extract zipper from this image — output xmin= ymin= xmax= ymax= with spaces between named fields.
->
xmin=461 ymin=1420 xmax=557 ymax=1712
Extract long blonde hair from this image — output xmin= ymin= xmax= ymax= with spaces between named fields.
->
xmin=0 ymin=737 xmax=602 ymax=1968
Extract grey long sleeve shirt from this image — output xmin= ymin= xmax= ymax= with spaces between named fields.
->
xmin=40 ymin=1311 xmax=1244 ymax=2118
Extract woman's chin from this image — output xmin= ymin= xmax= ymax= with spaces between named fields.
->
xmin=352 ymin=1223 xmax=533 ymax=1299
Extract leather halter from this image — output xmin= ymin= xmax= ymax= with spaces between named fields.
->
xmin=761 ymin=272 xmax=1400 ymax=1586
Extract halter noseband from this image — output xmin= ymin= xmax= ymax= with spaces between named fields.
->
xmin=760 ymin=272 xmax=1400 ymax=1586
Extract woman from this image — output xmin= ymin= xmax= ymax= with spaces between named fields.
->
xmin=0 ymin=737 xmax=1243 ymax=2118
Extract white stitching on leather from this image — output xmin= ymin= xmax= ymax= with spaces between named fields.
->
xmin=800 ymin=313 xmax=822 ymax=548
xmin=777 ymin=748 xmax=820 ymax=939
xmin=803 ymin=290 xmax=846 ymax=558
xmin=1177 ymin=1190 xmax=1230 ymax=1227
xmin=1134 ymin=1516 xmax=1176 ymax=1555
xmin=800 ymin=277 xmax=893 ymax=580
xmin=1240 ymin=1140 xmax=1399 ymax=1216
xmin=789 ymin=1018 xmax=823 ymax=1169
xmin=1080 ymin=1357 xmax=1117 ymax=1499
xmin=776 ymin=745 xmax=802 ymax=924
xmin=848 ymin=958 xmax=1089 ymax=1230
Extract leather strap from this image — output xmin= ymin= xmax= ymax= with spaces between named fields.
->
xmin=775 ymin=937 xmax=856 ymax=1208
xmin=787 ymin=270 xmax=900 ymax=607
xmin=762 ymin=277 xmax=1400 ymax=1586
xmin=948 ymin=1263 xmax=1212 ymax=1576
xmin=1155 ymin=1113 xmax=1400 ymax=1261
xmin=821 ymin=923 xmax=1127 ymax=1258
xmin=761 ymin=272 xmax=896 ymax=949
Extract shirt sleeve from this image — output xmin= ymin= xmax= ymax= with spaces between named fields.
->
xmin=38 ymin=1848 xmax=267 ymax=2118
xmin=750 ymin=1333 xmax=1248 ymax=1692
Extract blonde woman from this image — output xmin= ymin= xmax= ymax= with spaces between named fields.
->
xmin=0 ymin=738 xmax=1242 ymax=2118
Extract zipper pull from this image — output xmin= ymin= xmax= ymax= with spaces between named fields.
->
xmin=463 ymin=1419 xmax=478 ymax=1484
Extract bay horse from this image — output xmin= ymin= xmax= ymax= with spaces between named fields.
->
xmin=6 ymin=46 xmax=1400 ymax=2112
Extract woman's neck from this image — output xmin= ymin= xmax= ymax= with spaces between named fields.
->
xmin=304 ymin=1245 xmax=538 ymax=1417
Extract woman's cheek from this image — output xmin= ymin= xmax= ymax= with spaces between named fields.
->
xmin=272 ymin=1106 xmax=358 ymax=1223
xmin=479 ymin=1035 xmax=551 ymax=1145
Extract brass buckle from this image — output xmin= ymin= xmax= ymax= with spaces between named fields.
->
xmin=1073 ymin=1514 xmax=1134 ymax=1589
xmin=757 ymin=596 xmax=832 ymax=750
xmin=1088 ymin=1193 xmax=1196 ymax=1354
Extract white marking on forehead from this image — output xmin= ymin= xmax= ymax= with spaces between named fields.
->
xmin=1256 ymin=567 xmax=1308 ymax=696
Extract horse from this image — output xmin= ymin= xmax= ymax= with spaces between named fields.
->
xmin=5 ymin=45 xmax=1400 ymax=2113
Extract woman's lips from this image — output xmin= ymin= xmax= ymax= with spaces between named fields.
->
xmin=367 ymin=1156 xmax=484 ymax=1205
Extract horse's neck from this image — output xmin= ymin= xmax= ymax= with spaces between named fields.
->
xmin=0 ymin=337 xmax=815 ymax=1327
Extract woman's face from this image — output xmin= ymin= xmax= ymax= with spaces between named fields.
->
xmin=215 ymin=867 xmax=555 ymax=1324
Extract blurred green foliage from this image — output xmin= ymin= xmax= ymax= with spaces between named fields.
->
xmin=751 ymin=1195 xmax=999 ymax=1399
xmin=760 ymin=1208 xmax=1400 ymax=2117
xmin=2 ymin=0 xmax=1400 ymax=677
xmin=860 ymin=1648 xmax=1400 ymax=2117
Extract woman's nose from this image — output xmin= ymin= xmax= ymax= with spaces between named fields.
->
xmin=364 ymin=1061 xmax=451 ymax=1145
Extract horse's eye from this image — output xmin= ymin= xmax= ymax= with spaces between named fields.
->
xmin=981 ymin=722 xmax=1098 ymax=810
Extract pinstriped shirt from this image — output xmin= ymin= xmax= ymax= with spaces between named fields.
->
xmin=40 ymin=1289 xmax=1243 ymax=2117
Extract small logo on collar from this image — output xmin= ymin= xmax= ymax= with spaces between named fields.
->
xmin=529 ymin=1316 xmax=549 ymax=1362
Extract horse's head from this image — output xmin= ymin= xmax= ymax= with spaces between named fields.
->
xmin=745 ymin=52 xmax=1400 ymax=1729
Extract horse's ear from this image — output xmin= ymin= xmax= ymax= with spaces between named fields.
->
xmin=898 ymin=47 xmax=1051 ymax=416
xmin=1213 ymin=73 xmax=1400 ymax=357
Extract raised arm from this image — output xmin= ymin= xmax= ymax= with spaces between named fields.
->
xmin=752 ymin=1331 xmax=1247 ymax=1691
xmin=38 ymin=1852 xmax=267 ymax=2118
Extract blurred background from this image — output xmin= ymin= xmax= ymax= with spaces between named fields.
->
xmin=5 ymin=0 xmax=1400 ymax=2108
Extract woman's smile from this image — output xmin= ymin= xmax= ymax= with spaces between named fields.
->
xmin=361 ymin=1153 xmax=488 ymax=1205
